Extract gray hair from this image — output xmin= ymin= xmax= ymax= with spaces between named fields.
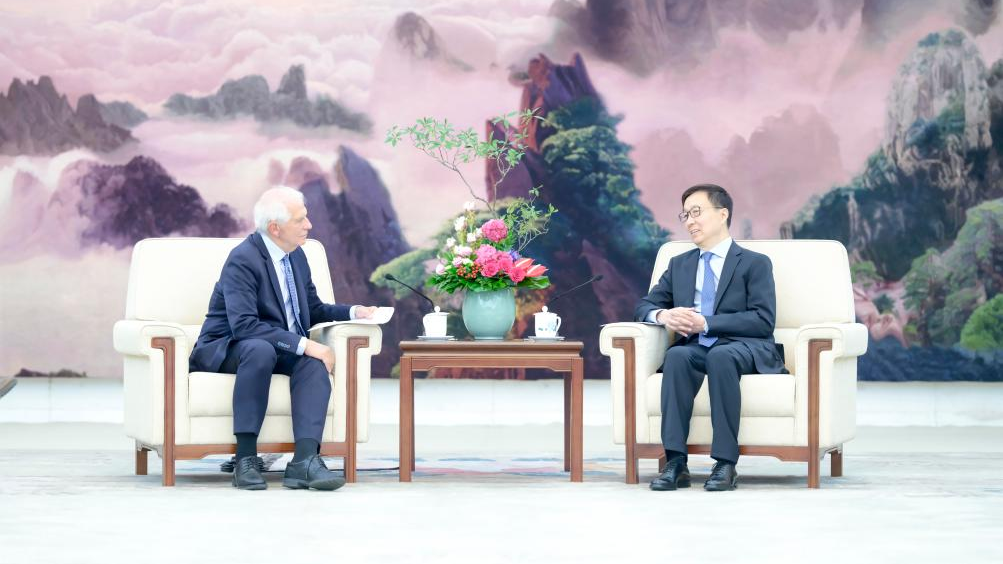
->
xmin=253 ymin=186 xmax=304 ymax=233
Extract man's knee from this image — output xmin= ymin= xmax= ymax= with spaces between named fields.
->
xmin=705 ymin=346 xmax=741 ymax=375
xmin=240 ymin=339 xmax=277 ymax=365
xmin=301 ymin=358 xmax=332 ymax=387
xmin=663 ymin=346 xmax=695 ymax=371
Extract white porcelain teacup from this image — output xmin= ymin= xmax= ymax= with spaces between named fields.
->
xmin=422 ymin=306 xmax=449 ymax=337
xmin=533 ymin=307 xmax=562 ymax=338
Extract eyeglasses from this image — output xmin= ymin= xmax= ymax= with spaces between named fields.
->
xmin=678 ymin=206 xmax=724 ymax=223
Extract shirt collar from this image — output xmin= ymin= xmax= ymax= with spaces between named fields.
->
xmin=259 ymin=232 xmax=287 ymax=264
xmin=701 ymin=237 xmax=733 ymax=260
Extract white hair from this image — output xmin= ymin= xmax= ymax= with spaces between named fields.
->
xmin=253 ymin=186 xmax=305 ymax=234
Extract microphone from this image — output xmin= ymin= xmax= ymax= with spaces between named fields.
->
xmin=546 ymin=274 xmax=604 ymax=308
xmin=384 ymin=273 xmax=436 ymax=310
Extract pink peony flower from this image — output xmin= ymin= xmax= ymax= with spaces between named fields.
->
xmin=481 ymin=219 xmax=508 ymax=243
xmin=497 ymin=252 xmax=513 ymax=273
xmin=474 ymin=244 xmax=498 ymax=263
xmin=435 ymin=263 xmax=446 ymax=275
xmin=508 ymin=267 xmax=526 ymax=283
xmin=481 ymin=260 xmax=501 ymax=277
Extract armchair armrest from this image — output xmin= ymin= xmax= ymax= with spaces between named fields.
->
xmin=795 ymin=322 xmax=868 ymax=359
xmin=599 ymin=322 xmax=671 ymax=447
xmin=113 ymin=320 xmax=190 ymax=357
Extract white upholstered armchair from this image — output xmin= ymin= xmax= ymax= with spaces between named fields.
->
xmin=599 ymin=240 xmax=867 ymax=488
xmin=113 ymin=237 xmax=382 ymax=486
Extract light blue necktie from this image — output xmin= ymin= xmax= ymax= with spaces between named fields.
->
xmin=699 ymin=252 xmax=718 ymax=347
xmin=280 ymin=255 xmax=306 ymax=337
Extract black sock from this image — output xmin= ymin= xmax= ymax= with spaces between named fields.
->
xmin=292 ymin=438 xmax=320 ymax=462
xmin=666 ymin=449 xmax=687 ymax=462
xmin=235 ymin=433 xmax=258 ymax=462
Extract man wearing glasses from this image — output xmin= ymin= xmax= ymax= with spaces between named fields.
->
xmin=634 ymin=184 xmax=787 ymax=492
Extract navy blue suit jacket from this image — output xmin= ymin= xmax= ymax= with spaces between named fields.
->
xmin=634 ymin=242 xmax=787 ymax=374
xmin=190 ymin=233 xmax=352 ymax=372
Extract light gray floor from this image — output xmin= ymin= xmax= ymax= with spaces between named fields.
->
xmin=1 ymin=423 xmax=1002 ymax=564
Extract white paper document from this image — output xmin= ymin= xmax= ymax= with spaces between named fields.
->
xmin=313 ymin=306 xmax=394 ymax=329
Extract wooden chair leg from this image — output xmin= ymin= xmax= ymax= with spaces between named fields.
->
xmin=626 ymin=451 xmax=639 ymax=485
xmin=344 ymin=450 xmax=357 ymax=483
xmin=162 ymin=448 xmax=176 ymax=487
xmin=808 ymin=453 xmax=821 ymax=489
xmin=135 ymin=446 xmax=148 ymax=476
xmin=831 ymin=449 xmax=843 ymax=478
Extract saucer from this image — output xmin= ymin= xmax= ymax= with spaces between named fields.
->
xmin=526 ymin=335 xmax=565 ymax=341
xmin=417 ymin=335 xmax=456 ymax=341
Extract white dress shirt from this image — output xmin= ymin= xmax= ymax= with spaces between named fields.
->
xmin=647 ymin=237 xmax=733 ymax=336
xmin=261 ymin=233 xmax=357 ymax=354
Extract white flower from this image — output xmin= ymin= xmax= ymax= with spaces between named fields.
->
xmin=463 ymin=258 xmax=473 ymax=265
xmin=435 ymin=263 xmax=446 ymax=275
xmin=455 ymin=245 xmax=472 ymax=257
xmin=454 ymin=216 xmax=466 ymax=232
xmin=463 ymin=201 xmax=476 ymax=211
xmin=475 ymin=227 xmax=483 ymax=237
xmin=452 ymin=257 xmax=464 ymax=267
xmin=445 ymin=237 xmax=456 ymax=248
xmin=466 ymin=232 xmax=477 ymax=243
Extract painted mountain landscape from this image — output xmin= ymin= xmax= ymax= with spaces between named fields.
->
xmin=1 ymin=0 xmax=1001 ymax=380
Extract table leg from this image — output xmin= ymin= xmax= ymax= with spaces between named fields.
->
xmin=564 ymin=373 xmax=571 ymax=472
xmin=571 ymin=357 xmax=584 ymax=482
xmin=400 ymin=356 xmax=413 ymax=482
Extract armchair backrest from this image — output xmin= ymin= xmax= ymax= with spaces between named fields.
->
xmin=124 ymin=237 xmax=335 ymax=325
xmin=648 ymin=239 xmax=854 ymax=329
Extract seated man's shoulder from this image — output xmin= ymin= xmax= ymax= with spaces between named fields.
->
xmin=736 ymin=246 xmax=776 ymax=270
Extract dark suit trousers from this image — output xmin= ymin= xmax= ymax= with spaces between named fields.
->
xmin=218 ymin=338 xmax=331 ymax=443
xmin=661 ymin=339 xmax=756 ymax=464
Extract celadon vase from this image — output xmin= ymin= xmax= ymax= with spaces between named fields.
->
xmin=461 ymin=288 xmax=516 ymax=340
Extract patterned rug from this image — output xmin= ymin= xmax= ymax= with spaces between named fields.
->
xmin=181 ymin=453 xmax=627 ymax=480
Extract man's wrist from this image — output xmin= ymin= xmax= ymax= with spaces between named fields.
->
xmin=349 ymin=305 xmax=358 ymax=320
xmin=703 ymin=320 xmax=709 ymax=334
xmin=296 ymin=337 xmax=307 ymax=355
xmin=647 ymin=309 xmax=664 ymax=324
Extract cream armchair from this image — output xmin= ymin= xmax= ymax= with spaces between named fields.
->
xmin=599 ymin=240 xmax=867 ymax=488
xmin=113 ymin=237 xmax=382 ymax=486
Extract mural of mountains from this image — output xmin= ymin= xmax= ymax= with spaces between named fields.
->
xmin=633 ymin=104 xmax=845 ymax=238
xmin=0 ymin=156 xmax=244 ymax=261
xmin=97 ymin=100 xmax=148 ymax=129
xmin=0 ymin=76 xmax=134 ymax=155
xmin=551 ymin=0 xmax=999 ymax=74
xmin=391 ymin=12 xmax=473 ymax=71
xmin=164 ymin=65 xmax=372 ymax=133
xmin=786 ymin=30 xmax=1003 ymax=280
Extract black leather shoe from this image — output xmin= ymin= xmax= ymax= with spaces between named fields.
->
xmin=283 ymin=454 xmax=346 ymax=491
xmin=650 ymin=456 xmax=691 ymax=491
xmin=704 ymin=461 xmax=738 ymax=491
xmin=221 ymin=455 xmax=265 ymax=473
xmin=232 ymin=456 xmax=267 ymax=490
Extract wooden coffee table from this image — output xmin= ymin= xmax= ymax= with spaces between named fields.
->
xmin=398 ymin=340 xmax=585 ymax=482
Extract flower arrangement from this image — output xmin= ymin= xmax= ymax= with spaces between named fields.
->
xmin=384 ymin=110 xmax=557 ymax=295
xmin=429 ymin=201 xmax=551 ymax=293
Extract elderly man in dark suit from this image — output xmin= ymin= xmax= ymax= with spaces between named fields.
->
xmin=190 ymin=186 xmax=376 ymax=491
xmin=635 ymin=184 xmax=786 ymax=492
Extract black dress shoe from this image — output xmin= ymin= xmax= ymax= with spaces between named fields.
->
xmin=704 ymin=461 xmax=738 ymax=491
xmin=283 ymin=454 xmax=346 ymax=491
xmin=221 ymin=455 xmax=264 ymax=473
xmin=232 ymin=456 xmax=267 ymax=490
xmin=650 ymin=456 xmax=691 ymax=491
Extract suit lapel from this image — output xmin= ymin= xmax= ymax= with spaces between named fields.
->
xmin=713 ymin=242 xmax=743 ymax=314
xmin=678 ymin=249 xmax=700 ymax=307
xmin=251 ymin=233 xmax=290 ymax=327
